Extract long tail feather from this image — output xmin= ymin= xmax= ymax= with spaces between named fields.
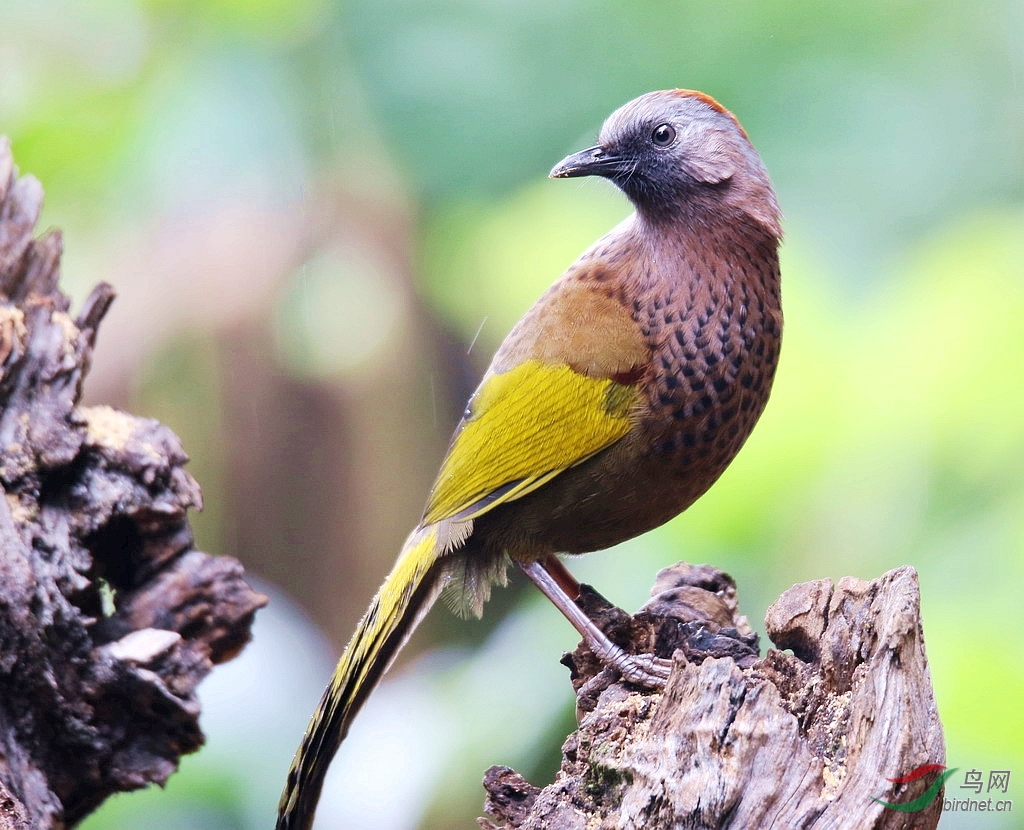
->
xmin=277 ymin=526 xmax=446 ymax=830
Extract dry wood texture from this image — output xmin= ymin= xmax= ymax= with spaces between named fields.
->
xmin=0 ymin=138 xmax=266 ymax=828
xmin=481 ymin=563 xmax=945 ymax=830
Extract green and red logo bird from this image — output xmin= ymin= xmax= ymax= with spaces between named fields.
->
xmin=873 ymin=764 xmax=957 ymax=812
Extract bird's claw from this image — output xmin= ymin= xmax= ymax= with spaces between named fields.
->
xmin=610 ymin=651 xmax=673 ymax=689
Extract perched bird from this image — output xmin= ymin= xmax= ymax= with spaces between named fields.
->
xmin=277 ymin=89 xmax=782 ymax=830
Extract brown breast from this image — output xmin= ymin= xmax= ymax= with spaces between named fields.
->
xmin=633 ymin=220 xmax=782 ymax=497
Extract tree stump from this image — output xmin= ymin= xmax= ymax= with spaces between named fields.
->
xmin=0 ymin=138 xmax=266 ymax=828
xmin=480 ymin=563 xmax=945 ymax=830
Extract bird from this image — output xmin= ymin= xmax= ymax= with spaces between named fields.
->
xmin=277 ymin=88 xmax=782 ymax=830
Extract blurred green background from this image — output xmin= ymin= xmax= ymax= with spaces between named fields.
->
xmin=3 ymin=0 xmax=1022 ymax=827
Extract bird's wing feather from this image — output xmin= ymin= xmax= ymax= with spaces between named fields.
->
xmin=424 ymin=360 xmax=639 ymax=524
xmin=423 ymin=279 xmax=648 ymax=525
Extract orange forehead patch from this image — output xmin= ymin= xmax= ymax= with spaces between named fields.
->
xmin=671 ymin=89 xmax=749 ymax=140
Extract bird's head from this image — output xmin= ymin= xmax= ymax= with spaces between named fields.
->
xmin=550 ymin=90 xmax=781 ymax=238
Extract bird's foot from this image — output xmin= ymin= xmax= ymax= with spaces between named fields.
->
xmin=590 ymin=639 xmax=672 ymax=689
xmin=517 ymin=558 xmax=674 ymax=689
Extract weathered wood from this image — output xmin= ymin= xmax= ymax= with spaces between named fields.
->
xmin=481 ymin=563 xmax=945 ymax=829
xmin=0 ymin=137 xmax=266 ymax=828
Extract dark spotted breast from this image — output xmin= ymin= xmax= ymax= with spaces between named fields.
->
xmin=637 ymin=225 xmax=782 ymax=500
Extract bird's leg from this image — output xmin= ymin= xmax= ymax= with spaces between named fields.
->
xmin=538 ymin=554 xmax=581 ymax=600
xmin=518 ymin=558 xmax=672 ymax=688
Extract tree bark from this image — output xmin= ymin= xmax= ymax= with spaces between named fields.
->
xmin=480 ymin=563 xmax=945 ymax=830
xmin=0 ymin=138 xmax=266 ymax=828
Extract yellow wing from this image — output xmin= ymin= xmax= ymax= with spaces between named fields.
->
xmin=423 ymin=277 xmax=650 ymax=526
xmin=423 ymin=359 xmax=640 ymax=525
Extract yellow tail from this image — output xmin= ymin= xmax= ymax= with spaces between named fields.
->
xmin=277 ymin=527 xmax=445 ymax=830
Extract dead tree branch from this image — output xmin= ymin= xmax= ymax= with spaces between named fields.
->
xmin=481 ymin=563 xmax=945 ymax=830
xmin=0 ymin=137 xmax=266 ymax=828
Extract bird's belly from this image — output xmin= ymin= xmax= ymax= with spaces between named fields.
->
xmin=472 ymin=426 xmax=733 ymax=558
xmin=473 ymin=365 xmax=773 ymax=559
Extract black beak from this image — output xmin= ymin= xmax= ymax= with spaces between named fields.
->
xmin=549 ymin=145 xmax=630 ymax=179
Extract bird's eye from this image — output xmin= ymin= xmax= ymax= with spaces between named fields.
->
xmin=651 ymin=123 xmax=676 ymax=147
